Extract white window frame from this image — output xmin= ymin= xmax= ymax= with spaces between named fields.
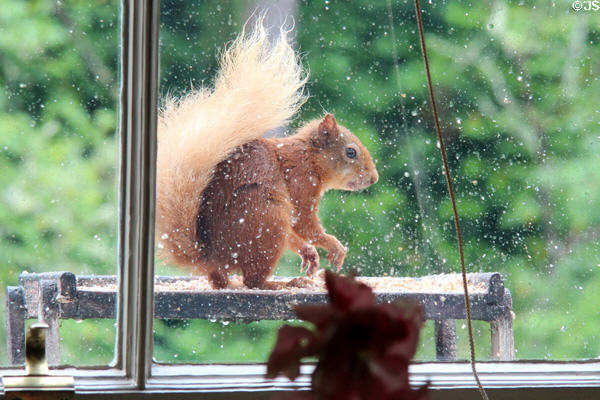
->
xmin=2 ymin=1 xmax=600 ymax=398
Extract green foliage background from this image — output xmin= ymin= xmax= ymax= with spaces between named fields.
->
xmin=1 ymin=0 xmax=598 ymax=365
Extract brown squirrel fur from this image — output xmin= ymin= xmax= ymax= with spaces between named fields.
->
xmin=156 ymin=22 xmax=378 ymax=289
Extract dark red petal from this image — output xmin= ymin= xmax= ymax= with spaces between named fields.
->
xmin=356 ymin=302 xmax=422 ymax=359
xmin=312 ymin=359 xmax=364 ymax=400
xmin=314 ymin=305 xmax=423 ymax=397
xmin=374 ymin=301 xmax=423 ymax=327
xmin=266 ymin=325 xmax=319 ymax=380
xmin=385 ymin=330 xmax=420 ymax=361
xmin=391 ymin=299 xmax=424 ymax=328
xmin=294 ymin=304 xmax=338 ymax=331
xmin=326 ymin=307 xmax=408 ymax=356
xmin=383 ymin=303 xmax=423 ymax=361
xmin=325 ymin=270 xmax=375 ymax=312
xmin=356 ymin=355 xmax=413 ymax=400
xmin=271 ymin=392 xmax=320 ymax=400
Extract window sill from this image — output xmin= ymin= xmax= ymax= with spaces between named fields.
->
xmin=3 ymin=361 xmax=589 ymax=399
xmin=3 ymin=363 xmax=598 ymax=399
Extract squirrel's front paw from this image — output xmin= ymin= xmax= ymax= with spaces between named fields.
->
xmin=327 ymin=239 xmax=347 ymax=271
xmin=300 ymin=244 xmax=320 ymax=276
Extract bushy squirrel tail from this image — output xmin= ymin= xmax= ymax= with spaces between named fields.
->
xmin=156 ymin=20 xmax=308 ymax=267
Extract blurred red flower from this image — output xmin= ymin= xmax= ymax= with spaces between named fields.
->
xmin=267 ymin=271 xmax=428 ymax=400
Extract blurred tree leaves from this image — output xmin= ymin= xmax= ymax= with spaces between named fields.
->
xmin=0 ymin=0 xmax=119 ymax=279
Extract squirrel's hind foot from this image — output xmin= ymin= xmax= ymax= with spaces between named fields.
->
xmin=286 ymin=275 xmax=324 ymax=289
xmin=286 ymin=276 xmax=313 ymax=289
xmin=208 ymin=269 xmax=230 ymax=289
xmin=249 ymin=276 xmax=319 ymax=290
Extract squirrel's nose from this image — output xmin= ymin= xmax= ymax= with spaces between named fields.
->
xmin=370 ymin=171 xmax=379 ymax=185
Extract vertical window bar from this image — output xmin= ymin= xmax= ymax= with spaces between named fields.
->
xmin=118 ymin=0 xmax=160 ymax=389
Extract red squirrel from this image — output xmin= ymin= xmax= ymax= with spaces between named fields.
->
xmin=156 ymin=23 xmax=378 ymax=289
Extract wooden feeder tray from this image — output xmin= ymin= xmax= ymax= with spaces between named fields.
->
xmin=5 ymin=271 xmax=514 ymax=365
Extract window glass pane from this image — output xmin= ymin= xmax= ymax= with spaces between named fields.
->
xmin=1 ymin=0 xmax=120 ymax=366
xmin=156 ymin=0 xmax=599 ymax=363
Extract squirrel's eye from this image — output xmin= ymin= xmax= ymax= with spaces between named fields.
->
xmin=345 ymin=147 xmax=357 ymax=159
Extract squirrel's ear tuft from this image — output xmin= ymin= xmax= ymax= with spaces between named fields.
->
xmin=320 ymin=114 xmax=337 ymax=132
xmin=315 ymin=114 xmax=338 ymax=148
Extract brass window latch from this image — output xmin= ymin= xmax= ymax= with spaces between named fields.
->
xmin=2 ymin=323 xmax=74 ymax=400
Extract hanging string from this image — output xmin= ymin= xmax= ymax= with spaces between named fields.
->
xmin=412 ymin=1 xmax=489 ymax=399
